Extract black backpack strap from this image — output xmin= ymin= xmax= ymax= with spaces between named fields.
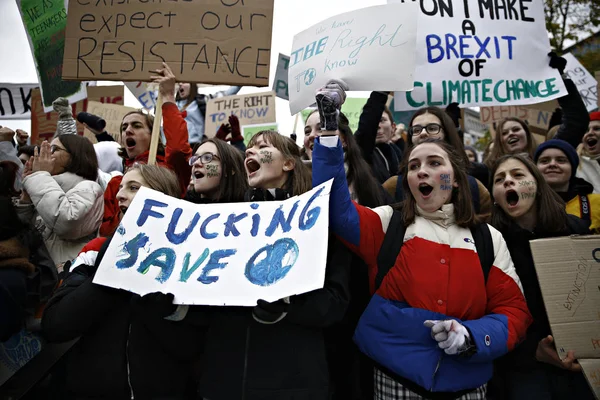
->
xmin=579 ymin=194 xmax=591 ymax=222
xmin=467 ymin=175 xmax=481 ymax=214
xmin=394 ymin=175 xmax=405 ymax=203
xmin=470 ymin=223 xmax=494 ymax=283
xmin=375 ymin=211 xmax=406 ymax=291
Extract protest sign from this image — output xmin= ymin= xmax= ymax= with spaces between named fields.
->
xmin=62 ymin=0 xmax=274 ymax=86
xmin=273 ymin=54 xmax=290 ymax=100
xmin=579 ymin=359 xmax=600 ymax=398
xmin=530 ymin=235 xmax=600 ymax=394
xmin=300 ymin=98 xmax=369 ymax=134
xmin=204 ymin=92 xmax=276 ymax=138
xmin=93 ymin=181 xmax=333 ymax=305
xmin=125 ymin=81 xmax=157 ymax=110
xmin=562 ymin=53 xmax=598 ymax=112
xmin=242 ymin=123 xmax=278 ymax=145
xmin=31 ymin=85 xmax=124 ymax=145
xmin=84 ymin=101 xmax=137 ymax=144
xmin=390 ymin=0 xmax=567 ymax=111
xmin=288 ymin=3 xmax=418 ymax=114
xmin=0 ymin=83 xmax=36 ymax=119
xmin=480 ymin=106 xmax=551 ymax=130
xmin=17 ymin=0 xmax=86 ymax=112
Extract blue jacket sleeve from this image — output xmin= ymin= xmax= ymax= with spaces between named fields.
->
xmin=462 ymin=314 xmax=509 ymax=363
xmin=311 ymin=138 xmax=360 ymax=246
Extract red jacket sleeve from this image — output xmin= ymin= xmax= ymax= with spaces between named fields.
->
xmin=99 ymin=175 xmax=122 ymax=237
xmin=162 ymin=102 xmax=192 ymax=196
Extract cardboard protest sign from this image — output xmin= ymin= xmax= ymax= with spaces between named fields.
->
xmin=273 ymin=54 xmax=290 ymax=100
xmin=0 ymin=83 xmax=36 ymax=119
xmin=390 ymin=0 xmax=567 ymax=110
xmin=288 ymin=3 xmax=418 ymax=114
xmin=62 ymin=0 xmax=274 ymax=86
xmin=84 ymin=101 xmax=137 ymax=144
xmin=125 ymin=81 xmax=157 ymax=111
xmin=204 ymin=92 xmax=276 ymax=138
xmin=242 ymin=123 xmax=278 ymax=145
xmin=480 ymin=106 xmax=552 ymax=130
xmin=17 ymin=0 xmax=86 ymax=112
xmin=530 ymin=235 xmax=600 ymax=393
xmin=93 ymin=181 xmax=333 ymax=305
xmin=579 ymin=359 xmax=600 ymax=398
xmin=300 ymin=97 xmax=368 ymax=134
xmin=31 ymin=85 xmax=124 ymax=145
xmin=562 ymin=53 xmax=598 ymax=112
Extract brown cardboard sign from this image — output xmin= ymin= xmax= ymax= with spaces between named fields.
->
xmin=530 ymin=235 xmax=600 ymax=395
xmin=204 ymin=91 xmax=276 ymax=138
xmin=579 ymin=359 xmax=600 ymax=398
xmin=31 ymin=85 xmax=124 ymax=145
xmin=480 ymin=106 xmax=552 ymax=130
xmin=85 ymin=101 xmax=137 ymax=144
xmin=62 ymin=0 xmax=274 ymax=86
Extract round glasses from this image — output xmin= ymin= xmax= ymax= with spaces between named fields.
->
xmin=189 ymin=152 xmax=220 ymax=166
xmin=409 ymin=123 xmax=443 ymax=136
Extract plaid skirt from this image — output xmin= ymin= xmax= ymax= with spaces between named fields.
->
xmin=374 ymin=368 xmax=487 ymax=400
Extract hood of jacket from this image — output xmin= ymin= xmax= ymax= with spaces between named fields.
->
xmin=0 ymin=237 xmax=34 ymax=274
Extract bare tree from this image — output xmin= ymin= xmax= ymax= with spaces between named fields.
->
xmin=544 ymin=0 xmax=600 ymax=52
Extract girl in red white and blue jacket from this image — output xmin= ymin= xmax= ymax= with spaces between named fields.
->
xmin=311 ymin=88 xmax=531 ymax=400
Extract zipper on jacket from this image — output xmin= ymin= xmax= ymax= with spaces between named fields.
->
xmin=126 ymin=324 xmax=134 ymax=399
xmin=241 ymin=326 xmax=250 ymax=400
xmin=429 ymin=354 xmax=443 ymax=392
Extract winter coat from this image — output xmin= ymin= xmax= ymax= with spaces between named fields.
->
xmin=99 ymin=103 xmax=193 ymax=236
xmin=41 ymin=237 xmax=201 ymax=400
xmin=311 ymin=138 xmax=532 ymax=395
xmin=557 ymin=177 xmax=600 ymax=233
xmin=16 ymin=171 xmax=103 ymax=266
xmin=180 ymin=189 xmax=352 ymax=400
xmin=576 ymin=154 xmax=600 ymax=194
xmin=546 ymin=79 xmax=590 ymax=152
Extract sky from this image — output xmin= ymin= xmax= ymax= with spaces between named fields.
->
xmin=0 ymin=0 xmax=387 ymax=144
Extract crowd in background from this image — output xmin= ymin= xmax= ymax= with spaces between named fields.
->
xmin=0 ymin=54 xmax=599 ymax=400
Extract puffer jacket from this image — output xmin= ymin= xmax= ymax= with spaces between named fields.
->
xmin=576 ymin=154 xmax=600 ymax=194
xmin=558 ymin=177 xmax=600 ymax=233
xmin=16 ymin=171 xmax=103 ymax=266
xmin=312 ymin=138 xmax=532 ymax=397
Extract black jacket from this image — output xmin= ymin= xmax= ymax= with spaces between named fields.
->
xmin=495 ymin=215 xmax=590 ymax=371
xmin=41 ymin=238 xmax=201 ymax=400
xmin=560 ymin=176 xmax=594 ymax=203
xmin=551 ymin=79 xmax=590 ymax=151
xmin=354 ymin=91 xmax=402 ymax=183
xmin=184 ymin=189 xmax=352 ymax=400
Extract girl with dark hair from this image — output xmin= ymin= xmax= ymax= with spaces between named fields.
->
xmin=489 ymin=154 xmax=594 ymax=400
xmin=15 ymin=136 xmax=103 ymax=267
xmin=312 ymin=132 xmax=531 ymax=399
xmin=383 ymin=106 xmax=493 ymax=220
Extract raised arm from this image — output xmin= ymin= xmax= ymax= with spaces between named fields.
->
xmin=553 ymin=78 xmax=590 ymax=149
xmin=354 ymin=91 xmax=389 ymax=165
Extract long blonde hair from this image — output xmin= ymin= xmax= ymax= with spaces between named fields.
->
xmin=127 ymin=163 xmax=181 ymax=198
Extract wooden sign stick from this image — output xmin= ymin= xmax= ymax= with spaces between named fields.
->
xmin=147 ymin=92 xmax=163 ymax=165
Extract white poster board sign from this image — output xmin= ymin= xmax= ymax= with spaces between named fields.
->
xmin=288 ymin=3 xmax=418 ymax=114
xmin=94 ymin=181 xmax=333 ymax=306
xmin=273 ymin=53 xmax=290 ymax=100
xmin=562 ymin=53 xmax=598 ymax=112
xmin=391 ymin=0 xmax=567 ymax=110
xmin=125 ymin=82 xmax=157 ymax=111
xmin=0 ymin=83 xmax=36 ymax=119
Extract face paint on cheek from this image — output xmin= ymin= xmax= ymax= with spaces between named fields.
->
xmin=440 ymin=173 xmax=452 ymax=191
xmin=521 ymin=191 xmax=536 ymax=200
xmin=259 ymin=151 xmax=273 ymax=164
xmin=205 ymin=164 xmax=220 ymax=178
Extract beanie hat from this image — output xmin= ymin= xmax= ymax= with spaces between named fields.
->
xmin=534 ymin=139 xmax=579 ymax=178
xmin=590 ymin=111 xmax=600 ymax=122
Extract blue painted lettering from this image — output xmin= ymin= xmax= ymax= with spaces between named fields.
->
xmin=117 ymin=233 xmax=149 ymax=269
xmin=265 ymin=201 xmax=299 ymax=237
xmin=179 ymin=249 xmax=210 ymax=282
xmin=137 ymin=198 xmax=168 ymax=227
xmin=299 ymin=186 xmax=324 ymax=230
xmin=200 ymin=213 xmax=220 ymax=239
xmin=245 ymin=238 xmax=299 ymax=286
xmin=137 ymin=247 xmax=176 ymax=283
xmin=166 ymin=208 xmax=200 ymax=245
xmin=198 ymin=249 xmax=237 ymax=284
xmin=223 ymin=213 xmax=248 ymax=237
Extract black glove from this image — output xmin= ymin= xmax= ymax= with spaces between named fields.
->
xmin=548 ymin=52 xmax=567 ymax=75
xmin=131 ymin=292 xmax=176 ymax=319
xmin=252 ymin=298 xmax=290 ymax=324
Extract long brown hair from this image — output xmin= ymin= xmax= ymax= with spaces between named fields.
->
xmin=127 ymin=163 xmax=181 ymax=198
xmin=490 ymin=154 xmax=567 ymax=233
xmin=399 ymin=138 xmax=476 ymax=228
xmin=175 ymin=83 xmax=198 ymax=108
xmin=407 ymin=107 xmax=469 ymax=167
xmin=196 ymin=138 xmax=248 ymax=202
xmin=59 ymin=134 xmax=99 ymax=181
xmin=487 ymin=118 xmax=537 ymax=166
xmin=247 ymin=131 xmax=312 ymax=195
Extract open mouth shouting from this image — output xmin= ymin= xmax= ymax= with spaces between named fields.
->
xmin=505 ymin=189 xmax=519 ymax=208
xmin=119 ymin=205 xmax=128 ymax=215
xmin=245 ymin=159 xmax=261 ymax=177
xmin=585 ymin=136 xmax=598 ymax=152
xmin=125 ymin=137 xmax=137 ymax=152
xmin=193 ymin=169 xmax=205 ymax=180
xmin=418 ymin=183 xmax=434 ymax=198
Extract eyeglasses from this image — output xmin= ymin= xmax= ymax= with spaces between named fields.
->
xmin=409 ymin=123 xmax=443 ymax=136
xmin=189 ymin=152 xmax=220 ymax=166
xmin=50 ymin=145 xmax=67 ymax=154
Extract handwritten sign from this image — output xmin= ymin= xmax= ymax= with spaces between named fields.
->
xmin=0 ymin=83 xmax=36 ymax=119
xmin=93 ymin=181 xmax=332 ymax=306
xmin=17 ymin=0 xmax=86 ymax=112
xmin=562 ymin=53 xmax=598 ymax=112
xmin=204 ymin=92 xmax=276 ymax=139
xmin=85 ymin=101 xmax=137 ymax=144
xmin=242 ymin=123 xmax=278 ymax=145
xmin=288 ymin=3 xmax=418 ymax=114
xmin=62 ymin=0 xmax=274 ymax=86
xmin=480 ymin=106 xmax=552 ymax=130
xmin=390 ymin=0 xmax=567 ymax=110
xmin=125 ymin=81 xmax=157 ymax=110
xmin=31 ymin=85 xmax=124 ymax=145
xmin=530 ymin=235 xmax=600 ymax=393
xmin=300 ymin=97 xmax=368 ymax=134
xmin=273 ymin=53 xmax=290 ymax=100
xmin=580 ymin=359 xmax=600 ymax=398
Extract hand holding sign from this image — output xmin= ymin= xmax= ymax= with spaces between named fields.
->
xmin=536 ymin=335 xmax=582 ymax=372
xmin=151 ymin=63 xmax=177 ymax=104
